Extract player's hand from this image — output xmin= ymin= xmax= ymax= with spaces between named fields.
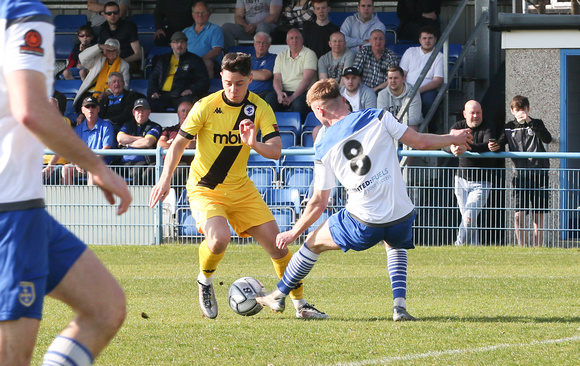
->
xmin=450 ymin=128 xmax=473 ymax=148
xmin=149 ymin=180 xmax=171 ymax=208
xmin=239 ymin=119 xmax=256 ymax=148
xmin=91 ymin=169 xmax=132 ymax=215
xmin=276 ymin=230 xmax=298 ymax=250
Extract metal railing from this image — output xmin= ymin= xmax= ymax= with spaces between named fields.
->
xmin=43 ymin=148 xmax=580 ymax=248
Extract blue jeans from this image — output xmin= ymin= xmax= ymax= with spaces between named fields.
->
xmin=454 ymin=176 xmax=491 ymax=245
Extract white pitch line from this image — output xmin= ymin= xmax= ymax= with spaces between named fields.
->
xmin=327 ymin=334 xmax=580 ymax=366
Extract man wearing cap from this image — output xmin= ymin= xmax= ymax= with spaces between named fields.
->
xmin=61 ymin=96 xmax=116 ymax=184
xmin=73 ymin=38 xmax=130 ymax=115
xmin=339 ymin=67 xmax=376 ymax=112
xmin=116 ymin=98 xmax=163 ymax=184
xmin=148 ymin=31 xmax=210 ymax=112
xmin=318 ymin=31 xmax=355 ymax=84
xmin=182 ymin=1 xmax=224 ymax=79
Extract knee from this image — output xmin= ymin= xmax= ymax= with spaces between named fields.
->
xmin=206 ymin=232 xmax=231 ymax=251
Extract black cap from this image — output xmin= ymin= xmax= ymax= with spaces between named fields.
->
xmin=82 ymin=96 xmax=99 ymax=107
xmin=133 ymin=98 xmax=150 ymax=110
xmin=342 ymin=67 xmax=361 ymax=77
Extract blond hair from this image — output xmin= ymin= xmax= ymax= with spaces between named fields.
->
xmin=306 ymin=79 xmax=341 ymax=107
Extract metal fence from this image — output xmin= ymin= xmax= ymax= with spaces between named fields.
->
xmin=43 ymin=149 xmax=580 ymax=248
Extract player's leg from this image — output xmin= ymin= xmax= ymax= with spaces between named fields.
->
xmin=197 ymin=216 xmax=231 ymax=319
xmin=247 ymin=220 xmax=330 ymax=318
xmin=45 ymin=248 xmax=125 ymax=364
xmin=256 ymin=221 xmax=339 ymax=315
xmin=0 ymin=318 xmax=40 ymax=365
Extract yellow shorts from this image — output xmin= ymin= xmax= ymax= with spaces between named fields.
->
xmin=188 ymin=179 xmax=275 ymax=237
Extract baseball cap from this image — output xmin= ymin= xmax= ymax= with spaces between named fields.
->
xmin=171 ymin=31 xmax=188 ymax=42
xmin=82 ymin=96 xmax=99 ymax=107
xmin=133 ymin=98 xmax=150 ymax=110
xmin=342 ymin=67 xmax=361 ymax=77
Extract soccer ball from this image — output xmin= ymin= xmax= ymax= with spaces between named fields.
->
xmin=228 ymin=277 xmax=265 ymax=316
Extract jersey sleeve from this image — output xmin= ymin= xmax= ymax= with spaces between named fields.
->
xmin=382 ymin=110 xmax=408 ymax=140
xmin=4 ymin=19 xmax=54 ymax=75
xmin=257 ymin=102 xmax=280 ymax=141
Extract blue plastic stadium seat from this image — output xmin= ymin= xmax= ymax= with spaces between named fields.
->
xmin=301 ymin=112 xmax=321 ymax=146
xmin=275 ymin=112 xmax=301 ymax=148
xmin=138 ymin=33 xmax=156 ymax=60
xmin=129 ymin=79 xmax=149 ymax=96
xmin=248 ymin=166 xmax=275 ymax=196
xmin=265 ymin=188 xmax=302 ymax=217
xmin=54 ymin=34 xmax=75 ymax=60
xmin=247 ymin=154 xmax=279 ymax=168
xmin=144 ymin=46 xmax=171 ymax=77
xmin=228 ymin=46 xmax=254 ymax=54
xmin=208 ymin=78 xmax=223 ymax=93
xmin=271 ymin=208 xmax=295 ymax=232
xmin=388 ymin=43 xmax=417 ymax=59
xmin=377 ymin=12 xmax=400 ymax=30
xmin=54 ymin=14 xmax=88 ymax=34
xmin=281 ymin=155 xmax=314 ymax=195
xmin=131 ymin=14 xmax=155 ymax=32
xmin=54 ymin=79 xmax=82 ymax=99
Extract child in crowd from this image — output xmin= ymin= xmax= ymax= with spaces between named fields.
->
xmin=489 ymin=95 xmax=553 ymax=247
xmin=61 ymin=25 xmax=95 ymax=80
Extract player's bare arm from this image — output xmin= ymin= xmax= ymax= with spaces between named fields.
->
xmin=400 ymin=127 xmax=473 ymax=151
xmin=7 ymin=70 xmax=131 ymax=214
xmin=276 ymin=189 xmax=331 ymax=249
xmin=239 ymin=119 xmax=282 ymax=160
xmin=149 ymin=134 xmax=190 ymax=207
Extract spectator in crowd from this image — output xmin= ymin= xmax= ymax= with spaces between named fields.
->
xmin=341 ymin=0 xmax=386 ymax=52
xmin=447 ymin=100 xmax=495 ymax=246
xmin=399 ymin=26 xmax=443 ymax=118
xmin=271 ymin=0 xmax=315 ymax=44
xmin=249 ymin=32 xmax=277 ymax=98
xmin=148 ymin=31 xmax=209 ymax=112
xmin=87 ymin=0 xmax=130 ymax=35
xmin=43 ymin=98 xmax=74 ymax=185
xmin=73 ymin=38 xmax=130 ymax=115
xmin=99 ymin=71 xmax=144 ymax=133
xmin=490 ymin=95 xmax=553 ymax=247
xmin=62 ymin=25 xmax=95 ymax=81
xmin=153 ymin=0 xmax=195 ymax=46
xmin=265 ymin=28 xmax=317 ymax=121
xmin=318 ymin=31 xmax=355 ymax=83
xmin=52 ymin=89 xmax=68 ymax=116
xmin=116 ymin=98 xmax=163 ymax=185
xmin=397 ymin=0 xmax=441 ymax=43
xmin=62 ymin=96 xmax=116 ymax=185
xmin=377 ymin=66 xmax=422 ymax=130
xmin=183 ymin=1 xmax=225 ymax=79
xmin=222 ymin=0 xmax=283 ymax=51
xmin=339 ymin=67 xmax=376 ymax=111
xmin=98 ymin=1 xmax=142 ymax=70
xmin=303 ymin=0 xmax=340 ymax=58
xmin=157 ymin=101 xmax=195 ymax=185
xmin=353 ymin=29 xmax=398 ymax=93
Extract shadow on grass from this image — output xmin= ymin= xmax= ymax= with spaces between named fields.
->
xmin=325 ymin=316 xmax=580 ymax=323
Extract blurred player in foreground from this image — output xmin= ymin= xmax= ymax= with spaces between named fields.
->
xmin=149 ymin=53 xmax=327 ymax=319
xmin=257 ymin=78 xmax=472 ymax=321
xmin=0 ymin=1 xmax=132 ymax=365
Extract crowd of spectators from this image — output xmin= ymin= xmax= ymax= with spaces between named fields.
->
xmin=50 ymin=0 xmax=449 ymax=185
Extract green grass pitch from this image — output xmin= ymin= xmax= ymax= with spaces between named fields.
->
xmin=33 ymin=245 xmax=580 ymax=365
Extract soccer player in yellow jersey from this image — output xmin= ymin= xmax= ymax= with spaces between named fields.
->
xmin=150 ymin=53 xmax=327 ymax=319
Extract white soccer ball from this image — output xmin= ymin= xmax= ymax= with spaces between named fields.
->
xmin=228 ymin=277 xmax=265 ymax=316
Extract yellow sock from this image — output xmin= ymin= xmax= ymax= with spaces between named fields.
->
xmin=271 ymin=251 xmax=303 ymax=300
xmin=199 ymin=240 xmax=225 ymax=279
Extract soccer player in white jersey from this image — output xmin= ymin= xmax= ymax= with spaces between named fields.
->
xmin=0 ymin=1 xmax=132 ymax=364
xmin=257 ymin=79 xmax=472 ymax=321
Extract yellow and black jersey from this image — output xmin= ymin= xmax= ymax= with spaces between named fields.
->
xmin=179 ymin=90 xmax=280 ymax=191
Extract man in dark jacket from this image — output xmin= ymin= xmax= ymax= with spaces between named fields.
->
xmin=148 ymin=31 xmax=210 ymax=112
xmin=448 ymin=100 xmax=495 ymax=246
xmin=99 ymin=72 xmax=144 ymax=133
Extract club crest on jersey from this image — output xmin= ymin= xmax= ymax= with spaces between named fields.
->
xmin=18 ymin=282 xmax=36 ymax=307
xmin=20 ymin=30 xmax=44 ymax=56
xmin=244 ymin=104 xmax=255 ymax=117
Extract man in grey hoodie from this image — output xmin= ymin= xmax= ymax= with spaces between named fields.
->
xmin=339 ymin=67 xmax=376 ymax=111
xmin=377 ymin=66 xmax=423 ymax=130
xmin=340 ymin=0 xmax=386 ymax=52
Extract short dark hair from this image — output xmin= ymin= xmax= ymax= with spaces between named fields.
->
xmin=511 ymin=95 xmax=530 ymax=110
xmin=419 ymin=25 xmax=438 ymax=39
xmin=388 ymin=66 xmax=405 ymax=78
xmin=221 ymin=52 xmax=252 ymax=76
xmin=77 ymin=25 xmax=94 ymax=36
xmin=104 ymin=1 xmax=120 ymax=10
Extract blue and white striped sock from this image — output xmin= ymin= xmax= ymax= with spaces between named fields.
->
xmin=277 ymin=244 xmax=319 ymax=295
xmin=386 ymin=248 xmax=408 ymax=301
xmin=42 ymin=335 xmax=94 ymax=366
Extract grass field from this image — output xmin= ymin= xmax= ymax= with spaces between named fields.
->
xmin=33 ymin=245 xmax=580 ymax=365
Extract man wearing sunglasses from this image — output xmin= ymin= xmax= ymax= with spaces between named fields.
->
xmin=87 ymin=0 xmax=130 ymax=35
xmin=98 ymin=1 xmax=142 ymax=72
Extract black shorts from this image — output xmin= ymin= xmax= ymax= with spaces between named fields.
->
xmin=512 ymin=170 xmax=550 ymax=213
